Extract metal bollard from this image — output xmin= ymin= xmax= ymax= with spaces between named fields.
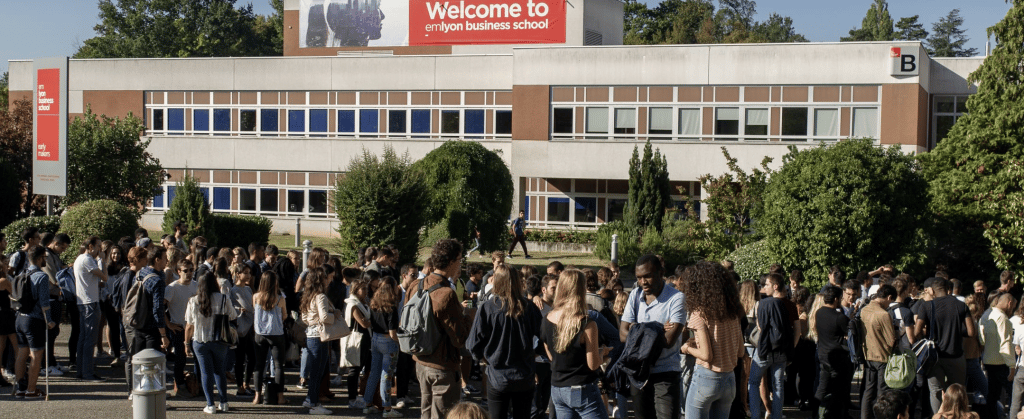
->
xmin=611 ymin=234 xmax=619 ymax=265
xmin=302 ymin=239 xmax=313 ymax=272
xmin=131 ymin=349 xmax=167 ymax=419
xmin=295 ymin=218 xmax=301 ymax=248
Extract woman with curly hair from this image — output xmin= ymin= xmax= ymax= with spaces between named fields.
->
xmin=300 ymin=268 xmax=336 ymax=415
xmin=358 ymin=276 xmax=402 ymax=417
xmin=679 ymin=261 xmax=746 ymax=419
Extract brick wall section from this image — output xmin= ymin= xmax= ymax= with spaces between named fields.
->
xmin=512 ymin=85 xmax=550 ymax=141
xmin=83 ymin=90 xmax=145 ymax=120
xmin=880 ymin=84 xmax=927 ymax=147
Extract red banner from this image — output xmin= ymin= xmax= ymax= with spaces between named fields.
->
xmin=409 ymin=0 xmax=565 ymax=45
xmin=36 ymin=68 xmax=60 ymax=162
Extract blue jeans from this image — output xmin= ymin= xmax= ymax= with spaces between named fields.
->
xmin=686 ymin=365 xmax=736 ymax=419
xmin=364 ymin=333 xmax=399 ymax=408
xmin=966 ymin=357 xmax=988 ymax=403
xmin=193 ymin=341 xmax=230 ymax=407
xmin=551 ymin=382 xmax=607 ymax=419
xmin=305 ymin=337 xmax=329 ymax=407
xmin=77 ymin=302 xmax=100 ymax=377
xmin=749 ymin=353 xmax=786 ymax=419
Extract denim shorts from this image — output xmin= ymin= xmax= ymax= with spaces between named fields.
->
xmin=16 ymin=315 xmax=47 ymax=351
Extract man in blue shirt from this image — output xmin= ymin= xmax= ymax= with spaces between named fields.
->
xmin=507 ymin=210 xmax=531 ymax=259
xmin=124 ymin=247 xmax=171 ymax=395
xmin=13 ymin=246 xmax=55 ymax=398
xmin=620 ymin=254 xmax=686 ymax=419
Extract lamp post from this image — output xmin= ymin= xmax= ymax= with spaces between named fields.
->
xmin=611 ymin=234 xmax=619 ymax=265
xmin=302 ymin=240 xmax=313 ymax=271
xmin=131 ymin=349 xmax=167 ymax=419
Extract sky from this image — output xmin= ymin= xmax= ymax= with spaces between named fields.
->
xmin=0 ymin=0 xmax=1014 ymax=75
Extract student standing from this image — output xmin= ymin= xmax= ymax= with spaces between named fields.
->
xmin=253 ymin=271 xmax=289 ymax=405
xmin=747 ymin=273 xmax=794 ymax=419
xmin=186 ymin=272 xmax=236 ymax=414
xmin=165 ymin=259 xmax=198 ymax=397
xmin=361 ymin=277 xmax=403 ymax=417
xmin=300 ymin=268 xmax=335 ymax=415
xmin=73 ymin=236 xmax=108 ymax=381
xmin=230 ymin=263 xmax=256 ymax=396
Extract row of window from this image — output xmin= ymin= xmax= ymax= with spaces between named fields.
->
xmin=933 ymin=95 xmax=968 ymax=146
xmin=524 ymin=195 xmax=700 ymax=226
xmin=150 ymin=185 xmax=330 ymax=217
xmin=551 ymin=106 xmax=879 ymax=141
xmin=149 ymin=107 xmax=513 ymax=137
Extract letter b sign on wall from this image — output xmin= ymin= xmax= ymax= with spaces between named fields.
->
xmin=889 ymin=46 xmax=919 ymax=76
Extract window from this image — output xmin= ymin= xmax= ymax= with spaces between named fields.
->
xmin=260 ymin=109 xmax=278 ymax=132
xmin=167 ymin=186 xmax=177 ymax=207
xmin=260 ymin=189 xmax=278 ymax=212
xmin=411 ymin=109 xmax=431 ymax=134
xmin=575 ymin=198 xmax=596 ymax=223
xmin=934 ymin=96 xmax=966 ymax=145
xmin=240 ymin=189 xmax=256 ymax=211
xmin=167 ymin=109 xmax=184 ymax=133
xmin=679 ymin=109 xmax=701 ymax=138
xmin=153 ymin=191 xmax=165 ymax=208
xmin=852 ymin=108 xmax=879 ymax=138
xmin=745 ymin=108 xmax=769 ymax=137
xmin=715 ymin=108 xmax=739 ymax=136
xmin=495 ymin=110 xmax=512 ymax=134
xmin=338 ymin=110 xmax=355 ymax=133
xmin=213 ymin=187 xmax=230 ymax=211
xmin=310 ymin=190 xmax=328 ymax=214
xmin=608 ymin=198 xmax=627 ymax=222
xmin=935 ymin=115 xmax=956 ymax=143
xmin=936 ymin=96 xmax=955 ymax=113
xmin=781 ymin=107 xmax=808 ymax=137
xmin=359 ymin=109 xmax=378 ymax=133
xmin=288 ymin=110 xmax=305 ymax=133
xmin=240 ymin=110 xmax=256 ymax=132
xmin=287 ymin=190 xmax=305 ymax=213
xmin=649 ymin=108 xmax=672 ymax=135
xmin=614 ymin=108 xmax=636 ymax=134
xmin=440 ymin=110 xmax=459 ymax=134
xmin=310 ymin=109 xmax=328 ymax=133
xmin=389 ymin=110 xmax=407 ymax=133
xmin=152 ymin=109 xmax=164 ymax=131
xmin=553 ymin=108 xmax=573 ymax=134
xmin=814 ymin=109 xmax=838 ymax=137
xmin=586 ymin=107 xmax=608 ymax=134
xmin=193 ymin=109 xmax=209 ymax=132
xmin=547 ymin=197 xmax=570 ymax=222
xmin=465 ymin=110 xmax=485 ymax=134
xmin=213 ymin=109 xmax=231 ymax=133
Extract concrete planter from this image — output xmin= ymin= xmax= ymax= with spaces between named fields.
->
xmin=525 ymin=241 xmax=595 ymax=253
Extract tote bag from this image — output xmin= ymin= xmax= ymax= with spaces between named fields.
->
xmin=319 ymin=296 xmax=352 ymax=342
xmin=213 ymin=296 xmax=238 ymax=348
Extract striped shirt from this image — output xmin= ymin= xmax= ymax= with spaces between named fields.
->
xmin=687 ymin=311 xmax=744 ymax=372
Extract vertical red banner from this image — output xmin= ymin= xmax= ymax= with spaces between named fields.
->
xmin=36 ymin=68 xmax=60 ymax=162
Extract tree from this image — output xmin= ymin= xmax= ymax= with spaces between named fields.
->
xmin=334 ymin=146 xmax=427 ymax=265
xmin=895 ymin=15 xmax=928 ymax=41
xmin=625 ymin=141 xmax=671 ymax=233
xmin=919 ymin=1 xmax=1024 ymax=280
xmin=0 ymin=72 xmax=8 ymax=112
xmin=750 ymin=14 xmax=808 ymax=43
xmin=841 ymin=0 xmax=894 ymax=42
xmin=761 ymin=139 xmax=930 ymax=288
xmin=74 ymin=0 xmax=283 ymax=58
xmin=412 ymin=141 xmax=514 ymax=255
xmin=699 ymin=147 xmax=772 ymax=260
xmin=65 ymin=107 xmax=163 ymax=214
xmin=162 ymin=173 xmax=216 ymax=245
xmin=925 ymin=9 xmax=978 ymax=57
xmin=0 ymin=99 xmax=43 ymax=218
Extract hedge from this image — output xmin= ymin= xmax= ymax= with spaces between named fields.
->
xmin=211 ymin=214 xmax=272 ymax=249
xmin=2 ymin=215 xmax=62 ymax=255
xmin=59 ymin=200 xmax=139 ymax=263
xmin=727 ymin=239 xmax=774 ymax=282
xmin=525 ymin=229 xmax=597 ymax=244
xmin=593 ymin=221 xmax=641 ymax=267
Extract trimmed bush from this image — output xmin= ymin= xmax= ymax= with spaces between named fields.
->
xmin=211 ymin=214 xmax=272 ymax=249
xmin=525 ymin=229 xmax=597 ymax=245
xmin=3 ymin=215 xmax=62 ymax=255
xmin=727 ymin=240 xmax=774 ymax=283
xmin=58 ymin=200 xmax=139 ymax=259
xmin=640 ymin=215 xmax=703 ymax=273
xmin=594 ymin=221 xmax=641 ymax=267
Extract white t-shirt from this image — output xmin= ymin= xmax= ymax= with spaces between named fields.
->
xmin=73 ymin=253 xmax=102 ymax=304
xmin=166 ymin=280 xmax=198 ymax=325
xmin=185 ymin=293 xmax=237 ymax=343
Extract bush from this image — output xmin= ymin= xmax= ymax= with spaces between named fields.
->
xmin=641 ymin=215 xmax=704 ymax=273
xmin=58 ymin=200 xmax=139 ymax=260
xmin=727 ymin=240 xmax=774 ymax=283
xmin=2 ymin=215 xmax=62 ymax=255
xmin=162 ymin=173 xmax=216 ymax=245
xmin=594 ymin=221 xmax=641 ymax=267
xmin=524 ymin=229 xmax=597 ymax=244
xmin=211 ymin=214 xmax=272 ymax=249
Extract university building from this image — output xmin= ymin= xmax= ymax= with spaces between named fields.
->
xmin=6 ymin=0 xmax=982 ymax=237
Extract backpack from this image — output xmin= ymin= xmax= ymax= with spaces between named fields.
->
xmin=9 ymin=250 xmax=27 ymax=277
xmin=912 ymin=301 xmax=940 ymax=375
xmin=123 ymin=273 xmax=158 ymax=330
xmin=56 ymin=267 xmax=76 ymax=303
xmin=398 ymin=278 xmax=445 ymax=356
xmin=107 ymin=268 xmax=133 ymax=311
xmin=847 ymin=306 xmax=866 ymax=365
xmin=10 ymin=269 xmax=37 ymax=314
xmin=884 ymin=347 xmax=917 ymax=389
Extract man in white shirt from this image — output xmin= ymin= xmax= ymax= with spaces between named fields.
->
xmin=73 ymin=236 xmax=108 ymax=381
xmin=165 ymin=259 xmax=197 ymax=396
xmin=980 ymin=292 xmax=1017 ymax=418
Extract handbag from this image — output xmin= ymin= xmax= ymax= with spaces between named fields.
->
xmin=319 ymin=296 xmax=352 ymax=342
xmin=913 ymin=301 xmax=940 ymax=375
xmin=213 ymin=296 xmax=239 ymax=348
xmin=339 ymin=300 xmax=367 ymax=367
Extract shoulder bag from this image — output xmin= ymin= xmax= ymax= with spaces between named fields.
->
xmin=319 ymin=295 xmax=351 ymax=342
xmin=213 ymin=295 xmax=239 ymax=348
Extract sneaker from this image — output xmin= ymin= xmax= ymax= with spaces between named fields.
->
xmin=24 ymin=389 xmax=45 ymax=399
xmin=383 ymin=409 xmax=403 ymax=418
xmin=295 ymin=380 xmax=307 ymax=390
xmin=330 ymin=375 xmax=343 ymax=386
xmin=14 ymin=389 xmax=26 ymax=399
xmin=395 ymin=399 xmax=407 ymax=409
xmin=310 ymin=405 xmax=333 ymax=415
xmin=364 ymin=406 xmax=380 ymax=414
xmin=46 ymin=366 xmax=64 ymax=376
xmin=110 ymin=358 xmax=121 ymax=367
xmin=203 ymin=405 xmax=217 ymax=414
xmin=524 ymin=255 xmax=533 ymax=259
xmin=303 ymin=399 xmax=315 ymax=408
xmin=58 ymin=364 xmax=70 ymax=372
xmin=349 ymin=398 xmax=367 ymax=409
xmin=462 ymin=385 xmax=480 ymax=396
xmin=128 ymin=394 xmax=133 ymax=400
xmin=218 ymin=402 xmax=229 ymax=412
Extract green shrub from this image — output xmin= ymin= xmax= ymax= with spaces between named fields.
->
xmin=594 ymin=221 xmax=641 ymax=267
xmin=727 ymin=240 xmax=774 ymax=283
xmin=58 ymin=200 xmax=139 ymax=260
xmin=162 ymin=173 xmax=216 ymax=245
xmin=211 ymin=214 xmax=272 ymax=249
xmin=524 ymin=229 xmax=597 ymax=244
xmin=642 ymin=215 xmax=703 ymax=273
xmin=2 ymin=215 xmax=62 ymax=255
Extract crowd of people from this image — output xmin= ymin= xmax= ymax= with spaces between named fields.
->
xmin=2 ymin=223 xmax=1024 ymax=419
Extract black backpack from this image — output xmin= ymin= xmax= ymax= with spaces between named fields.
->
xmin=847 ymin=306 xmax=867 ymax=365
xmin=123 ymin=273 xmax=158 ymax=330
xmin=10 ymin=269 xmax=37 ymax=314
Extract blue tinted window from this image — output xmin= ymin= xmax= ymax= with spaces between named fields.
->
xmin=524 ymin=196 xmax=530 ymax=220
xmin=153 ymin=192 xmax=165 ymax=208
xmin=200 ymin=188 xmax=210 ymax=204
xmin=411 ymin=109 xmax=430 ymax=134
xmin=389 ymin=110 xmax=406 ymax=133
xmin=338 ymin=110 xmax=355 ymax=133
xmin=213 ymin=109 xmax=231 ymax=132
xmin=288 ymin=110 xmax=305 ymax=133
xmin=193 ymin=109 xmax=209 ymax=131
xmin=167 ymin=109 xmax=184 ymax=133
xmin=167 ymin=186 xmax=177 ymax=207
xmin=465 ymin=109 xmax=485 ymax=134
xmin=260 ymin=109 xmax=278 ymax=132
xmin=213 ymin=187 xmax=230 ymax=211
xmin=360 ymin=109 xmax=378 ymax=133
xmin=310 ymin=109 xmax=328 ymax=133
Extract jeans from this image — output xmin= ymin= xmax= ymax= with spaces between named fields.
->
xmin=1009 ymin=366 xmax=1024 ymax=418
xmin=685 ymin=365 xmax=736 ymax=419
xmin=631 ymin=371 xmax=681 ymax=419
xmin=749 ymin=353 xmax=786 ymax=419
xmin=488 ymin=383 xmax=536 ymax=419
xmin=45 ymin=298 xmax=61 ymax=366
xmin=126 ymin=327 xmax=161 ymax=393
xmin=813 ymin=358 xmax=852 ymax=419
xmin=966 ymin=357 xmax=988 ymax=403
xmin=193 ymin=341 xmax=230 ymax=407
xmin=785 ymin=338 xmax=816 ymax=405
xmin=76 ymin=302 xmax=100 ymax=377
xmin=926 ymin=356 xmax=966 ymax=413
xmin=862 ymin=361 xmax=890 ymax=419
xmin=551 ymin=382 xmax=607 ymax=419
xmin=168 ymin=328 xmax=187 ymax=387
xmin=254 ymin=334 xmax=287 ymax=390
xmin=66 ymin=301 xmax=80 ymax=365
xmin=305 ymin=337 xmax=329 ymax=407
xmin=364 ymin=333 xmax=399 ymax=408
xmin=985 ymin=363 xmax=1010 ymax=419
xmin=416 ymin=363 xmax=462 ymax=419
xmin=679 ymin=354 xmax=695 ymax=412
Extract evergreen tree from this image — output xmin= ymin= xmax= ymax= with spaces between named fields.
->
xmin=841 ymin=0 xmax=894 ymax=42
xmin=925 ymin=9 xmax=978 ymax=57
xmin=895 ymin=15 xmax=928 ymax=41
xmin=162 ymin=172 xmax=216 ymax=245
xmin=625 ymin=141 xmax=671 ymax=232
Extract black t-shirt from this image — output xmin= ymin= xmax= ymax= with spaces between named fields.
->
xmin=370 ymin=307 xmax=399 ymax=335
xmin=540 ymin=317 xmax=598 ymax=387
xmin=815 ymin=306 xmax=849 ymax=365
xmin=913 ymin=295 xmax=969 ymax=358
